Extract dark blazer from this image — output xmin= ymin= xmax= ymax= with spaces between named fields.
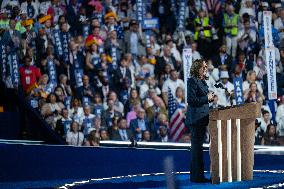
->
xmin=155 ymin=56 xmax=180 ymax=77
xmin=104 ymin=38 xmax=124 ymax=61
xmin=185 ymin=77 xmax=209 ymax=127
xmin=212 ymin=53 xmax=233 ymax=72
xmin=66 ymin=4 xmax=80 ymax=35
xmin=76 ymin=84 xmax=96 ymax=100
xmin=2 ymin=30 xmax=21 ymax=53
xmin=110 ymin=128 xmax=133 ymax=141
xmin=35 ymin=36 xmax=47 ymax=63
xmin=129 ymin=118 xmax=151 ymax=136
xmin=101 ymin=110 xmax=123 ymax=128
xmin=113 ymin=67 xmax=132 ymax=92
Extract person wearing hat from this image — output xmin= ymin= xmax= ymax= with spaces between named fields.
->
xmin=85 ymin=35 xmax=99 ymax=73
xmin=213 ymin=70 xmax=234 ymax=107
xmin=21 ymin=18 xmax=36 ymax=48
xmin=103 ymin=11 xmax=124 ymax=39
xmin=124 ymin=19 xmax=146 ymax=57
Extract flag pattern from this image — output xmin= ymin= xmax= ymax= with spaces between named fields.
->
xmin=168 ymin=87 xmax=187 ymax=142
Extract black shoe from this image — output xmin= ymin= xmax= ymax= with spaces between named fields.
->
xmin=190 ymin=178 xmax=211 ymax=183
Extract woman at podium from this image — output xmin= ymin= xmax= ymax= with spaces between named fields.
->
xmin=185 ymin=59 xmax=214 ymax=183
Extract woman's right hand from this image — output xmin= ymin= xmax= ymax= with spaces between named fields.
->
xmin=208 ymin=92 xmax=214 ymax=102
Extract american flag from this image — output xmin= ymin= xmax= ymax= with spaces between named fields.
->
xmin=168 ymin=87 xmax=187 ymax=142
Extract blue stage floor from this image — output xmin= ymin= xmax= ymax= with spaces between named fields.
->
xmin=59 ymin=170 xmax=284 ymax=189
xmin=1 ymin=170 xmax=284 ymax=189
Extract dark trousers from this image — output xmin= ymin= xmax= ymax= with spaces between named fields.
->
xmin=190 ymin=125 xmax=206 ymax=181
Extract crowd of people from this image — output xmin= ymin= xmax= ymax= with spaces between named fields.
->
xmin=0 ymin=0 xmax=284 ymax=146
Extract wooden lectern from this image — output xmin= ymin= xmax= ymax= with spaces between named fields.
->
xmin=209 ymin=102 xmax=261 ymax=184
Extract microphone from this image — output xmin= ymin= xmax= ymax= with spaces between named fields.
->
xmin=214 ymin=83 xmax=226 ymax=90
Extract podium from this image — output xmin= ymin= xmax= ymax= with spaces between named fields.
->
xmin=209 ymin=102 xmax=261 ymax=184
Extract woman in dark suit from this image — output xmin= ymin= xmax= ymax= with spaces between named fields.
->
xmin=186 ymin=59 xmax=214 ymax=183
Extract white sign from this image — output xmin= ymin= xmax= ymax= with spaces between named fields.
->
xmin=263 ymin=11 xmax=274 ymax=48
xmin=182 ymin=48 xmax=192 ymax=102
xmin=265 ymin=48 xmax=277 ymax=100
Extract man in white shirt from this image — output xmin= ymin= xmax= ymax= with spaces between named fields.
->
xmin=191 ymin=42 xmax=202 ymax=61
xmin=214 ymin=71 xmax=234 ymax=107
xmin=237 ymin=20 xmax=256 ymax=52
xmin=162 ymin=69 xmax=185 ymax=106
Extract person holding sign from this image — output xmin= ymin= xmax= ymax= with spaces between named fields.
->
xmin=185 ymin=59 xmax=214 ymax=183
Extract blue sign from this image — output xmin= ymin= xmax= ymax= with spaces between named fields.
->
xmin=74 ymin=69 xmax=84 ymax=88
xmin=83 ymin=25 xmax=90 ymax=39
xmin=61 ymin=32 xmax=70 ymax=63
xmin=142 ymin=18 xmax=159 ymax=29
xmin=136 ymin=0 xmax=145 ymax=23
xmin=82 ymin=96 xmax=90 ymax=107
xmin=111 ymin=45 xmax=117 ymax=69
xmin=45 ymin=81 xmax=57 ymax=94
xmin=64 ymin=96 xmax=72 ymax=109
xmin=8 ymin=52 xmax=19 ymax=86
xmin=0 ymin=43 xmax=7 ymax=81
xmin=171 ymin=0 xmax=177 ymax=19
xmin=47 ymin=58 xmax=57 ymax=84
xmin=177 ymin=0 xmax=187 ymax=31
xmin=233 ymin=77 xmax=244 ymax=105
xmin=53 ymin=29 xmax=63 ymax=58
